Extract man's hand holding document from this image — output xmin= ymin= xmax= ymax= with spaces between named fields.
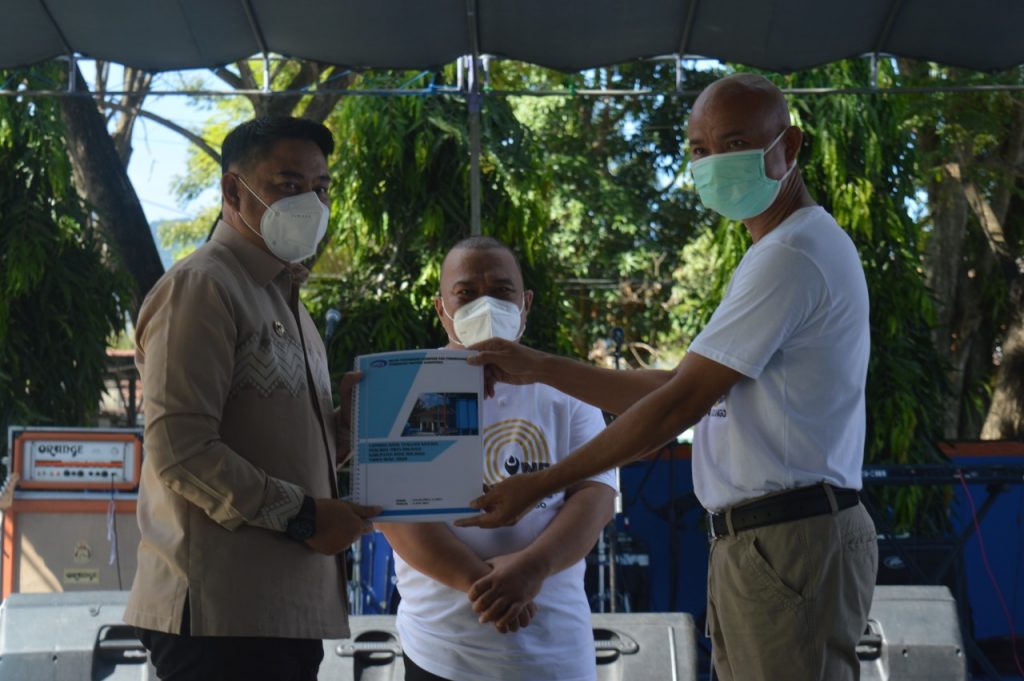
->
xmin=350 ymin=349 xmax=482 ymax=522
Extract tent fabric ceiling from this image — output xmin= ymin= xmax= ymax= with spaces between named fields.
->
xmin=1 ymin=0 xmax=1023 ymax=75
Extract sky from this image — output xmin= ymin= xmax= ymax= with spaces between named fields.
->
xmin=126 ymin=99 xmax=202 ymax=223
xmin=129 ymin=113 xmax=192 ymax=269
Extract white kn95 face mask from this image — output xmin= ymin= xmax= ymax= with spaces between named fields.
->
xmin=443 ymin=295 xmax=524 ymax=347
xmin=236 ymin=175 xmax=329 ymax=263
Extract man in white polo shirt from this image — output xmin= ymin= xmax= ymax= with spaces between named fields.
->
xmin=377 ymin=237 xmax=618 ymax=681
xmin=457 ymin=73 xmax=878 ymax=681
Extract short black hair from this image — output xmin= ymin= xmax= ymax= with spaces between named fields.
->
xmin=220 ymin=116 xmax=334 ymax=174
xmin=450 ymin=235 xmax=512 ymax=253
xmin=443 ymin=235 xmax=524 ymax=282
xmin=448 ymin=233 xmax=520 ymax=270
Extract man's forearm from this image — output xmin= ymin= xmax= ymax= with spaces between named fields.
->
xmin=537 ymin=354 xmax=675 ymax=415
xmin=148 ymin=415 xmax=290 ymax=531
xmin=518 ymin=482 xmax=615 ymax=578
xmin=533 ymin=352 xmax=742 ymax=501
xmin=377 ymin=522 xmax=490 ymax=592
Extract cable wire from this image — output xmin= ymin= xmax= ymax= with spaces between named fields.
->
xmin=957 ymin=470 xmax=1024 ymax=677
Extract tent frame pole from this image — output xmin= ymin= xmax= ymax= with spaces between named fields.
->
xmin=467 ymin=58 xmax=482 ymax=237
xmin=466 ymin=0 xmax=483 ymax=236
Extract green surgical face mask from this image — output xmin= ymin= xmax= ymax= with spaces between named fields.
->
xmin=691 ymin=128 xmax=795 ymax=221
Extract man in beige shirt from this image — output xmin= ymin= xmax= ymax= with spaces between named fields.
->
xmin=126 ymin=116 xmax=379 ymax=681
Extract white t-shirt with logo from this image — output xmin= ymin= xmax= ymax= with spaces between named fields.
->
xmin=393 ymin=382 xmax=617 ymax=681
xmin=688 ymin=206 xmax=870 ymax=511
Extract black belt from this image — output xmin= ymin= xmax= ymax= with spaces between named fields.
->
xmin=707 ymin=484 xmax=859 ymax=539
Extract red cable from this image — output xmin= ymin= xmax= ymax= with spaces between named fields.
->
xmin=957 ymin=470 xmax=1024 ymax=677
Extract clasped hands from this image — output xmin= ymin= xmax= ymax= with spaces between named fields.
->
xmin=467 ymin=551 xmax=547 ymax=635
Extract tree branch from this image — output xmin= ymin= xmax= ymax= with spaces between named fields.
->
xmin=947 ymin=162 xmax=1013 ymax=263
xmin=236 ymin=60 xmax=258 ymax=89
xmin=270 ymin=57 xmax=288 ymax=85
xmin=236 ymin=60 xmax=271 ymax=117
xmin=108 ymin=67 xmax=153 ymax=167
xmin=284 ymin=61 xmax=319 ymax=91
xmin=211 ymin=60 xmax=352 ymax=122
xmin=301 ymin=66 xmax=356 ymax=123
xmin=265 ymin=61 xmax=319 ymax=118
xmin=627 ymin=341 xmax=659 ymax=369
xmin=60 ymin=63 xmax=165 ymax=317
xmin=100 ymin=101 xmax=222 ymax=166
xmin=95 ymin=59 xmax=108 ymax=110
xmin=212 ymin=66 xmax=245 ymax=90
xmin=991 ymin=95 xmax=1024 ymax=232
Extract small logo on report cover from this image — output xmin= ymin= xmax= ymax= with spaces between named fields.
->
xmin=370 ymin=360 xmax=387 ymax=368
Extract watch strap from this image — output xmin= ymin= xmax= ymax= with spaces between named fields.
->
xmin=285 ymin=495 xmax=317 ymax=542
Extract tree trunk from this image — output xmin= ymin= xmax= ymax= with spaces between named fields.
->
xmin=109 ymin=67 xmax=154 ymax=166
xmin=923 ymin=158 xmax=971 ymax=438
xmin=59 ymin=66 xmax=165 ymax=321
xmin=916 ymin=64 xmax=1024 ymax=441
xmin=955 ymin=247 xmax=1001 ymax=438
xmin=978 ymin=98 xmax=1024 ymax=440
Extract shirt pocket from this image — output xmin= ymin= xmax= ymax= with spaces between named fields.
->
xmin=232 ymin=328 xmax=307 ymax=399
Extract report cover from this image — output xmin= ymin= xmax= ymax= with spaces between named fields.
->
xmin=350 ymin=349 xmax=483 ymax=522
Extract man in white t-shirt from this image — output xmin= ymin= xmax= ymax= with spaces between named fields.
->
xmin=457 ymin=73 xmax=878 ymax=681
xmin=377 ymin=237 xmax=618 ymax=681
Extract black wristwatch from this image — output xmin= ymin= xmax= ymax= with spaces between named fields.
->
xmin=285 ymin=495 xmax=317 ymax=542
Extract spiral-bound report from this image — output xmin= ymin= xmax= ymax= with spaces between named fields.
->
xmin=350 ymin=349 xmax=484 ymax=522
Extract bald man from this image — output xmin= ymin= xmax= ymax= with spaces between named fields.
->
xmin=456 ymin=74 xmax=878 ymax=681
xmin=377 ymin=237 xmax=617 ymax=681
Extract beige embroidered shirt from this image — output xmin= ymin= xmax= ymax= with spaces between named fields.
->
xmin=124 ymin=221 xmax=348 ymax=638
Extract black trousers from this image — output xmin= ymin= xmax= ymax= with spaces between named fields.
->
xmin=135 ymin=601 xmax=323 ymax=681
xmin=404 ymin=653 xmax=454 ymax=681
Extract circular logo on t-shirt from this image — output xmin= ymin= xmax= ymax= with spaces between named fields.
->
xmin=483 ymin=418 xmax=551 ymax=486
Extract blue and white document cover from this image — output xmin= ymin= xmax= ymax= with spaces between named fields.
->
xmin=351 ymin=350 xmax=483 ymax=522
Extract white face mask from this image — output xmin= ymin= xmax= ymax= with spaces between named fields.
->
xmin=443 ymin=295 xmax=524 ymax=347
xmin=235 ymin=175 xmax=329 ymax=263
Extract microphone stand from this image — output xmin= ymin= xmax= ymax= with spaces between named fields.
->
xmin=595 ymin=328 xmax=625 ymax=613
xmin=608 ymin=328 xmax=624 ymax=612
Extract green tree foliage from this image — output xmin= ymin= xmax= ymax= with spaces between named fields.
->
xmin=161 ymin=66 xmax=563 ymax=374
xmin=505 ymin=63 xmax=721 ymax=366
xmin=164 ymin=63 xmax=724 ymax=371
xmin=306 ymin=70 xmax=562 ymax=375
xmin=0 ymin=67 xmax=131 ymax=473
xmin=898 ymin=63 xmax=1024 ymax=440
xmin=155 ymin=59 xmax=986 ymax=533
xmin=156 ymin=59 xmax=358 ymax=258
